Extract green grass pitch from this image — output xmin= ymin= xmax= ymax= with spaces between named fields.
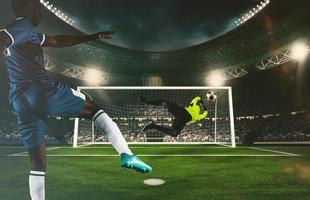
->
xmin=1 ymin=145 xmax=310 ymax=200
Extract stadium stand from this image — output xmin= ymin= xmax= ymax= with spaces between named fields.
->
xmin=236 ymin=113 xmax=310 ymax=142
xmin=0 ymin=111 xmax=73 ymax=145
xmin=1 ymin=110 xmax=309 ymax=144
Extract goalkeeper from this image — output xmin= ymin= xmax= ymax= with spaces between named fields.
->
xmin=141 ymin=96 xmax=208 ymax=137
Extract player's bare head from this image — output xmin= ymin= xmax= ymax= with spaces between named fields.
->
xmin=12 ymin=0 xmax=42 ymax=26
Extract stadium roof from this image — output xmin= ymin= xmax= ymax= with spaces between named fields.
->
xmin=40 ymin=0 xmax=261 ymax=51
xmin=36 ymin=0 xmax=309 ymax=85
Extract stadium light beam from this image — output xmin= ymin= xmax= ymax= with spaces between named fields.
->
xmin=206 ymin=71 xmax=226 ymax=86
xmin=84 ymin=68 xmax=106 ymax=85
xmin=291 ymin=42 xmax=309 ymax=62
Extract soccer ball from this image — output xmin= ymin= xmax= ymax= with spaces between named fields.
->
xmin=206 ymin=91 xmax=217 ymax=102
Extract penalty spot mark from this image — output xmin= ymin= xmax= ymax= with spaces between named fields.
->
xmin=144 ymin=179 xmax=165 ymax=186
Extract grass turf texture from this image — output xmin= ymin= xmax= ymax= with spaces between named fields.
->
xmin=0 ymin=145 xmax=309 ymax=200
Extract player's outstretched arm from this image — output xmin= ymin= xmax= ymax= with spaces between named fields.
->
xmin=42 ymin=31 xmax=114 ymax=48
xmin=188 ymin=96 xmax=201 ymax=107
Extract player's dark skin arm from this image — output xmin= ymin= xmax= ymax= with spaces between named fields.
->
xmin=0 ymin=31 xmax=12 ymax=51
xmin=42 ymin=31 xmax=114 ymax=117
xmin=43 ymin=31 xmax=114 ymax=48
xmin=42 ymin=31 xmax=115 ymax=123
xmin=42 ymin=31 xmax=115 ymax=118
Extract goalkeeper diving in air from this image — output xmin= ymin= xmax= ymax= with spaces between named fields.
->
xmin=141 ymin=96 xmax=209 ymax=137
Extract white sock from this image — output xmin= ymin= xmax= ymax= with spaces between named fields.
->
xmin=93 ymin=110 xmax=133 ymax=155
xmin=29 ymin=171 xmax=45 ymax=200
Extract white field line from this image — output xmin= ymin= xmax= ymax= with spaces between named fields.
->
xmin=76 ymin=144 xmax=93 ymax=148
xmin=56 ymin=146 xmax=310 ymax=149
xmin=0 ymin=144 xmax=310 ymax=150
xmin=254 ymin=146 xmax=310 ymax=149
xmin=8 ymin=154 xmax=301 ymax=157
xmin=46 ymin=147 xmax=61 ymax=151
xmin=5 ymin=146 xmax=231 ymax=156
xmin=64 ymin=146 xmax=256 ymax=149
xmin=78 ymin=86 xmax=231 ymax=90
xmin=7 ymin=146 xmax=60 ymax=157
xmin=6 ymin=146 xmax=303 ymax=157
xmin=78 ymin=146 xmax=231 ymax=149
xmin=248 ymin=147 xmax=301 ymax=156
xmin=216 ymin=144 xmax=233 ymax=148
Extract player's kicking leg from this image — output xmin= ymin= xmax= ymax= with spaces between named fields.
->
xmin=48 ymin=84 xmax=152 ymax=173
xmin=80 ymin=99 xmax=152 ymax=173
xmin=13 ymin=83 xmax=152 ymax=200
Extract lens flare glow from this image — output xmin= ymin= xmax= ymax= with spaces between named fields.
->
xmin=206 ymin=71 xmax=226 ymax=86
xmin=291 ymin=43 xmax=309 ymax=62
xmin=84 ymin=69 xmax=106 ymax=85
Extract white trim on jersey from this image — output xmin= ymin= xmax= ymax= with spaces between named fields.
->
xmin=71 ymin=89 xmax=86 ymax=101
xmin=0 ymin=29 xmax=14 ymax=48
xmin=40 ymin=34 xmax=46 ymax=46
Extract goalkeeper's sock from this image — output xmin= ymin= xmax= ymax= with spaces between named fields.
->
xmin=93 ymin=110 xmax=133 ymax=155
xmin=29 ymin=171 xmax=45 ymax=200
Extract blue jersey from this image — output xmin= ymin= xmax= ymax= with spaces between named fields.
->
xmin=1 ymin=18 xmax=87 ymax=148
xmin=1 ymin=18 xmax=48 ymax=101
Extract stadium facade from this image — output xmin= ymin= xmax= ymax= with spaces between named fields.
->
xmin=32 ymin=0 xmax=309 ymax=86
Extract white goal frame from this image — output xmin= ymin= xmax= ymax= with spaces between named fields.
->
xmin=73 ymin=86 xmax=236 ymax=148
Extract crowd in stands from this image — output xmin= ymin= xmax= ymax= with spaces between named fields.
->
xmin=0 ymin=111 xmax=73 ymax=145
xmin=1 ymin=110 xmax=310 ymax=145
xmin=235 ymin=113 xmax=310 ymax=142
xmin=0 ymin=111 xmax=19 ymax=144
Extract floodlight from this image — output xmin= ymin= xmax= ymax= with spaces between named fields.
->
xmin=84 ymin=69 xmax=106 ymax=85
xmin=206 ymin=71 xmax=226 ymax=86
xmin=291 ymin=42 xmax=309 ymax=62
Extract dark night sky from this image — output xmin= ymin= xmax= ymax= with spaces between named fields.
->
xmin=49 ymin=0 xmax=258 ymax=51
xmin=0 ymin=0 xmax=260 ymax=50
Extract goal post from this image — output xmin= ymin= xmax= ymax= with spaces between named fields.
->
xmin=73 ymin=86 xmax=236 ymax=148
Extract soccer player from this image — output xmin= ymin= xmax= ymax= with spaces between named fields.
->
xmin=0 ymin=0 xmax=152 ymax=199
xmin=141 ymin=96 xmax=208 ymax=137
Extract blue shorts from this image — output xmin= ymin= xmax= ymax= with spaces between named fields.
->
xmin=11 ymin=81 xmax=86 ymax=148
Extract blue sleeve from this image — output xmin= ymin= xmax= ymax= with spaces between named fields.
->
xmin=28 ymin=32 xmax=46 ymax=46
xmin=3 ymin=19 xmax=34 ymax=47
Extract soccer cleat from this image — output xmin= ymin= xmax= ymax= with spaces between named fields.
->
xmin=142 ymin=121 xmax=154 ymax=132
xmin=121 ymin=153 xmax=152 ymax=173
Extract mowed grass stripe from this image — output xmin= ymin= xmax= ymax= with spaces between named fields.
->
xmin=52 ymin=146 xmax=287 ymax=155
xmin=1 ymin=146 xmax=309 ymax=200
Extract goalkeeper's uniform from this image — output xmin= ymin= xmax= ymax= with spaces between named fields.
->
xmin=141 ymin=96 xmax=208 ymax=137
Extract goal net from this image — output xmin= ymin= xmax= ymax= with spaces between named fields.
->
xmin=73 ymin=87 xmax=236 ymax=147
